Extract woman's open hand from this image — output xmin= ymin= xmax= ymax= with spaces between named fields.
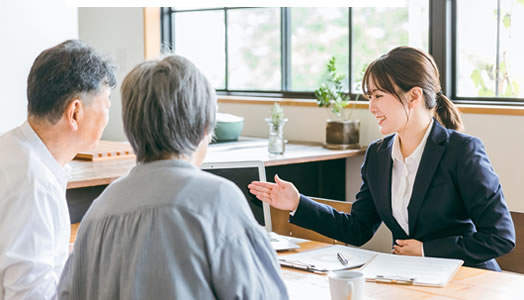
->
xmin=248 ymin=174 xmax=300 ymax=211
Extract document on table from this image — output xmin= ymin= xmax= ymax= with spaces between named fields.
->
xmin=361 ymin=253 xmax=463 ymax=287
xmin=279 ymin=244 xmax=463 ymax=287
xmin=278 ymin=245 xmax=377 ymax=273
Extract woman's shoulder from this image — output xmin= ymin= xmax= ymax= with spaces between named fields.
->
xmin=444 ymin=128 xmax=484 ymax=151
xmin=366 ymin=133 xmax=395 ymax=154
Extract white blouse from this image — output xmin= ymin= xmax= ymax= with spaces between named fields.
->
xmin=391 ymin=119 xmax=433 ymax=237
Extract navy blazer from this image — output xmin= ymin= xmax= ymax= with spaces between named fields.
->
xmin=291 ymin=120 xmax=515 ymax=271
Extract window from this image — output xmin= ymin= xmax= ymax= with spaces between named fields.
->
xmin=352 ymin=2 xmax=429 ymax=92
xmin=290 ymin=8 xmax=349 ymax=92
xmin=228 ymin=8 xmax=281 ymax=90
xmin=164 ymin=2 xmax=524 ymax=104
xmin=173 ymin=10 xmax=225 ymax=89
xmin=165 ymin=4 xmax=429 ymax=97
xmin=456 ymin=0 xmax=524 ymax=100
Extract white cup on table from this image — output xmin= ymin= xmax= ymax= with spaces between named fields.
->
xmin=328 ymin=270 xmax=365 ymax=300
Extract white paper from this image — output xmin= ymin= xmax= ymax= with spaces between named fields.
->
xmin=279 ymin=245 xmax=378 ymax=272
xmin=361 ymin=253 xmax=463 ymax=287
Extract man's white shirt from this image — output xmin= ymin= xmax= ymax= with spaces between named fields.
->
xmin=0 ymin=121 xmax=70 ymax=300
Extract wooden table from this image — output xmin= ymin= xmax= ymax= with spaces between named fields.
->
xmin=68 ymin=225 xmax=524 ymax=299
xmin=281 ymin=241 xmax=524 ymax=299
xmin=67 ymin=138 xmax=365 ymax=189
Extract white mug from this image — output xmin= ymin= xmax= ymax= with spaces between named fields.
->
xmin=328 ymin=270 xmax=365 ymax=300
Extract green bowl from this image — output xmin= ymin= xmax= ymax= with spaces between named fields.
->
xmin=213 ymin=113 xmax=244 ymax=143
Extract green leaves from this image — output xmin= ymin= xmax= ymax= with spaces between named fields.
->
xmin=469 ymin=2 xmax=522 ymax=98
xmin=503 ymin=13 xmax=511 ymax=28
xmin=471 ymin=69 xmax=495 ymax=97
xmin=471 ymin=59 xmax=520 ymax=98
xmin=314 ymin=56 xmax=352 ymax=120
xmin=470 ymin=69 xmax=484 ymax=89
xmin=270 ymin=103 xmax=285 ymax=127
xmin=502 ymin=80 xmax=520 ymax=97
xmin=513 ymin=81 xmax=520 ymax=96
xmin=327 ymin=57 xmax=337 ymax=73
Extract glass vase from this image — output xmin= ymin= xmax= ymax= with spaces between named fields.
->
xmin=265 ymin=118 xmax=287 ymax=155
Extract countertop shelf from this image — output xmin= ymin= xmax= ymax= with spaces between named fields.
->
xmin=68 ymin=137 xmax=365 ymax=189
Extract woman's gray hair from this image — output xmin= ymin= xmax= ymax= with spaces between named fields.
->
xmin=121 ymin=55 xmax=217 ymax=163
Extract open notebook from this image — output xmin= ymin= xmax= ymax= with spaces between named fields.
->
xmin=201 ymin=161 xmax=300 ymax=252
xmin=279 ymin=244 xmax=463 ymax=287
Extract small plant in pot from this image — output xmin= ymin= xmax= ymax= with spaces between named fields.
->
xmin=314 ymin=57 xmax=360 ymax=150
xmin=265 ymin=103 xmax=287 ymax=154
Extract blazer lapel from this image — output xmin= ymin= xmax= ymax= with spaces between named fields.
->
xmin=373 ymin=137 xmax=409 ymax=239
xmin=407 ymin=121 xmax=448 ymax=236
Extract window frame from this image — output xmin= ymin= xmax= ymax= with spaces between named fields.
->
xmin=161 ymin=1 xmax=524 ymax=106
xmin=450 ymin=0 xmax=524 ymax=106
xmin=162 ymin=7 xmax=355 ymax=99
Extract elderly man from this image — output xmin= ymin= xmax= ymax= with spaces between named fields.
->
xmin=58 ymin=55 xmax=288 ymax=300
xmin=0 ymin=40 xmax=116 ymax=300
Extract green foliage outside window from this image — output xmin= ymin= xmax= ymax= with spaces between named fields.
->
xmin=466 ymin=0 xmax=523 ymax=98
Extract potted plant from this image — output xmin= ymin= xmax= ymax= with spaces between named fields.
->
xmin=264 ymin=103 xmax=288 ymax=154
xmin=314 ymin=57 xmax=360 ymax=150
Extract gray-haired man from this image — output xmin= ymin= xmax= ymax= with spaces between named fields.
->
xmin=0 ymin=40 xmax=116 ymax=300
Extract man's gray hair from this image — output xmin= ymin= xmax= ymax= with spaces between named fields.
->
xmin=121 ymin=55 xmax=217 ymax=163
xmin=27 ymin=39 xmax=116 ymax=123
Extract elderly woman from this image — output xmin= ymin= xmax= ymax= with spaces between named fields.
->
xmin=58 ymin=56 xmax=288 ymax=299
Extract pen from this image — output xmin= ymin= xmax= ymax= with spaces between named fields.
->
xmin=337 ymin=252 xmax=348 ymax=265
xmin=279 ymin=259 xmax=328 ymax=273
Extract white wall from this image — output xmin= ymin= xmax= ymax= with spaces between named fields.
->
xmin=461 ymin=114 xmax=524 ymax=213
xmin=0 ymin=0 xmax=78 ymax=133
xmin=78 ymin=8 xmax=145 ymax=141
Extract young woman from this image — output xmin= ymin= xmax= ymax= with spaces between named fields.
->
xmin=249 ymin=46 xmax=515 ymax=271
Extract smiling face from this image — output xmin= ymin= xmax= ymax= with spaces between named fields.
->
xmin=367 ymin=78 xmax=409 ymax=136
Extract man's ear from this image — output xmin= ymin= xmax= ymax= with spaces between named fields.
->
xmin=407 ymin=87 xmax=424 ymax=109
xmin=64 ymin=99 xmax=83 ymax=131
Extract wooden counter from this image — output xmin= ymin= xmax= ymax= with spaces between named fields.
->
xmin=68 ymin=138 xmax=365 ymax=189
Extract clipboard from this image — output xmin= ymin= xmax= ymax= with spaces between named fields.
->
xmin=278 ymin=244 xmax=464 ymax=287
xmin=278 ymin=245 xmax=377 ymax=274
xmin=361 ymin=252 xmax=463 ymax=287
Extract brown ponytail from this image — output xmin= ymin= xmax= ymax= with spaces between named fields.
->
xmin=435 ymin=93 xmax=464 ymax=131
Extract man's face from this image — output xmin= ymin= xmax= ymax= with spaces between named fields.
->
xmin=79 ymin=85 xmax=111 ymax=150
